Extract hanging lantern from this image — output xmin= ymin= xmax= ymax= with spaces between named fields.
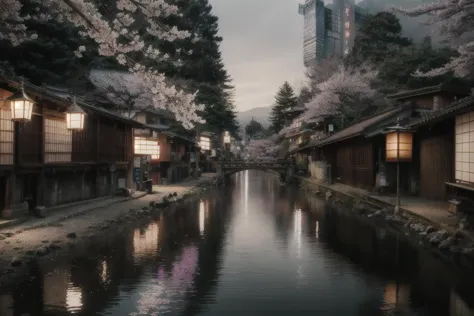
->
xmin=223 ymin=131 xmax=231 ymax=144
xmin=66 ymin=96 xmax=86 ymax=131
xmin=7 ymin=80 xmax=34 ymax=122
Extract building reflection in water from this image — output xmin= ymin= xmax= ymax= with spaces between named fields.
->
xmin=293 ymin=206 xmax=306 ymax=286
xmin=0 ymin=294 xmax=13 ymax=316
xmin=133 ymin=222 xmax=160 ymax=261
xmin=315 ymin=220 xmax=319 ymax=239
xmin=450 ymin=289 xmax=474 ymax=316
xmin=43 ymin=268 xmax=83 ymax=313
xmin=244 ymin=170 xmax=249 ymax=216
xmin=132 ymin=244 xmax=199 ymax=315
xmin=382 ymin=282 xmax=411 ymax=314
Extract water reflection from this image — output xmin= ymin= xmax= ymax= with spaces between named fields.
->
xmin=2 ymin=171 xmax=474 ymax=316
xmin=133 ymin=222 xmax=160 ymax=261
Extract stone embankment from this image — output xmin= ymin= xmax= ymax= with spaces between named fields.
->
xmin=0 ymin=176 xmax=219 ymax=285
xmin=302 ymin=182 xmax=474 ymax=268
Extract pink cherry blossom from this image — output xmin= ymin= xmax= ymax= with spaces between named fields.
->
xmin=0 ymin=0 xmax=203 ymax=128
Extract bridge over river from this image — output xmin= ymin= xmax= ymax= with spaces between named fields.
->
xmin=216 ymin=159 xmax=295 ymax=182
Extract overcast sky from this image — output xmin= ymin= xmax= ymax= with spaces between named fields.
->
xmin=208 ymin=0 xmax=305 ymax=112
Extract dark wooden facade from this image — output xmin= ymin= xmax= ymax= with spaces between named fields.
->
xmin=417 ymin=119 xmax=454 ymax=201
xmin=0 ymin=81 xmax=137 ymax=216
xmin=323 ymin=136 xmax=375 ymax=190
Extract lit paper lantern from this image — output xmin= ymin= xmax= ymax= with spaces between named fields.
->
xmin=66 ymin=97 xmax=86 ymax=131
xmin=385 ymin=130 xmax=413 ymax=162
xmin=8 ymin=83 xmax=34 ymax=122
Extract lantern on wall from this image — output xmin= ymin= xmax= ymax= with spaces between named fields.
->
xmin=66 ymin=96 xmax=86 ymax=131
xmin=7 ymin=80 xmax=34 ymax=122
xmin=199 ymin=136 xmax=211 ymax=151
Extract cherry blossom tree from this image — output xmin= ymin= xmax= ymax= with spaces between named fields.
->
xmin=300 ymin=64 xmax=379 ymax=127
xmin=245 ymin=134 xmax=281 ymax=160
xmin=391 ymin=1 xmax=474 ymax=78
xmin=0 ymin=0 xmax=204 ymax=129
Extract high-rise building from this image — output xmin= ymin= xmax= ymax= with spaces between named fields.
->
xmin=298 ymin=0 xmax=366 ymax=66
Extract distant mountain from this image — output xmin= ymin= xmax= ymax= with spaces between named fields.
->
xmin=237 ymin=106 xmax=271 ymax=131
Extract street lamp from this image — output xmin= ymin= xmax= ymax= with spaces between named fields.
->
xmin=384 ymin=119 xmax=413 ymax=213
xmin=7 ymin=80 xmax=34 ymax=122
xmin=66 ymin=96 xmax=86 ymax=131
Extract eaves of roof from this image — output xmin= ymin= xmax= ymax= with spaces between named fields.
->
xmin=406 ymin=96 xmax=474 ymax=128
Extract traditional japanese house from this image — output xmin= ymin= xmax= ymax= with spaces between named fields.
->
xmin=405 ymin=96 xmax=474 ymax=204
xmin=88 ymin=69 xmax=198 ymax=185
xmin=387 ymin=83 xmax=470 ymax=112
xmin=282 ymin=105 xmax=305 ymax=128
xmin=287 ymin=115 xmax=335 ymax=160
xmin=0 ymin=77 xmax=142 ymax=218
xmin=367 ymin=85 xmax=471 ymax=199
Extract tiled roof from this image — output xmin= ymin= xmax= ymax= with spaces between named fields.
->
xmin=387 ymin=83 xmax=470 ymax=100
xmin=162 ymin=131 xmax=196 ymax=144
xmin=1 ymin=77 xmax=144 ymax=127
xmin=283 ymin=105 xmax=306 ymax=113
xmin=407 ymin=96 xmax=474 ymax=128
xmin=296 ymin=107 xmax=403 ymax=150
xmin=316 ymin=107 xmax=402 ymax=146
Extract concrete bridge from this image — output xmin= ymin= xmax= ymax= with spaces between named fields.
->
xmin=216 ymin=159 xmax=295 ymax=183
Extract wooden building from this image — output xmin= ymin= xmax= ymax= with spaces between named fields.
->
xmin=0 ymin=77 xmax=143 ymax=218
xmin=301 ymin=84 xmax=471 ymax=204
xmin=406 ymin=96 xmax=474 ymax=202
xmin=87 ymin=69 xmax=199 ymax=185
xmin=315 ymin=107 xmax=406 ymax=190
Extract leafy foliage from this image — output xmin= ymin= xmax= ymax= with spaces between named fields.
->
xmin=302 ymin=64 xmax=380 ymax=129
xmin=391 ymin=0 xmax=474 ymax=79
xmin=245 ymin=118 xmax=264 ymax=139
xmin=269 ymin=81 xmax=298 ymax=133
xmin=345 ymin=12 xmax=411 ymax=67
xmin=377 ymin=37 xmax=462 ymax=93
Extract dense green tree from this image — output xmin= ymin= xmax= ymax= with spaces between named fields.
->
xmin=0 ymin=2 xmax=118 ymax=89
xmin=269 ymin=82 xmax=298 ymax=133
xmin=345 ymin=11 xmax=411 ymax=67
xmin=245 ymin=118 xmax=264 ymax=139
xmin=157 ymin=0 xmax=240 ymax=137
xmin=296 ymin=86 xmax=314 ymax=107
xmin=378 ymin=37 xmax=463 ymax=93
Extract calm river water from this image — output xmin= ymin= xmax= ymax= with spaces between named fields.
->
xmin=1 ymin=171 xmax=474 ymax=316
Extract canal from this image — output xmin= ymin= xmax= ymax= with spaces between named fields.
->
xmin=1 ymin=171 xmax=474 ymax=316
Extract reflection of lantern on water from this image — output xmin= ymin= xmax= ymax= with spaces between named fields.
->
xmin=244 ymin=170 xmax=249 ymax=215
xmin=0 ymin=294 xmax=13 ymax=316
xmin=133 ymin=222 xmax=160 ymax=260
xmin=383 ymin=282 xmax=411 ymax=308
xmin=294 ymin=208 xmax=302 ymax=256
xmin=199 ymin=200 xmax=206 ymax=236
xmin=66 ymin=285 xmax=83 ymax=312
xmin=100 ymin=260 xmax=108 ymax=284
xmin=315 ymin=221 xmax=319 ymax=239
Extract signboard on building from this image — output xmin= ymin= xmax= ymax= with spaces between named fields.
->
xmin=344 ymin=4 xmax=351 ymax=55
